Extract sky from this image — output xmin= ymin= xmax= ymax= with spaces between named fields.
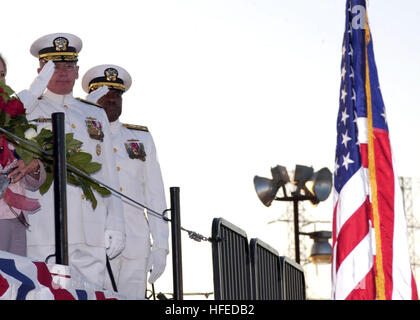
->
xmin=1 ymin=0 xmax=420 ymax=299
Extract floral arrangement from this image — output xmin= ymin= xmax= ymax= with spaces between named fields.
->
xmin=0 ymin=81 xmax=110 ymax=209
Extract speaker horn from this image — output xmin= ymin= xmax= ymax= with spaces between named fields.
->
xmin=254 ymin=165 xmax=289 ymax=207
xmin=253 ymin=176 xmax=279 ymax=207
xmin=293 ymin=165 xmax=314 ymax=195
xmin=312 ymin=167 xmax=332 ymax=202
xmin=270 ymin=165 xmax=290 ymax=184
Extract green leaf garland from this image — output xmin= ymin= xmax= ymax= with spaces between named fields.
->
xmin=0 ymin=80 xmax=110 ymax=209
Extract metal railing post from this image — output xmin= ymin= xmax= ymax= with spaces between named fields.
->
xmin=52 ymin=112 xmax=68 ymax=265
xmin=293 ymin=198 xmax=300 ymax=264
xmin=170 ymin=187 xmax=183 ymax=300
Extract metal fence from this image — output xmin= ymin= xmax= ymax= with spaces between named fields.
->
xmin=211 ymin=217 xmax=306 ymax=300
xmin=250 ymin=238 xmax=282 ymax=300
xmin=279 ymin=256 xmax=306 ymax=300
xmin=211 ymin=217 xmax=253 ymax=300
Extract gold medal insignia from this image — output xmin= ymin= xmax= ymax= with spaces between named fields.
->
xmin=96 ymin=144 xmax=102 ymax=156
xmin=124 ymin=140 xmax=146 ymax=161
xmin=85 ymin=117 xmax=104 ymax=141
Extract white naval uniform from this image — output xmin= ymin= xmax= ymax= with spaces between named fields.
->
xmin=21 ymin=89 xmax=125 ymax=289
xmin=107 ymin=120 xmax=169 ymax=299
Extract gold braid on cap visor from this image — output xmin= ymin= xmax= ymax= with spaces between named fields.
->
xmin=38 ymin=52 xmax=78 ymax=62
xmin=89 ymin=82 xmax=126 ymax=93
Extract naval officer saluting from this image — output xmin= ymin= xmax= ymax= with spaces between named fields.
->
xmin=18 ymin=33 xmax=126 ymax=290
xmin=82 ymin=64 xmax=169 ymax=299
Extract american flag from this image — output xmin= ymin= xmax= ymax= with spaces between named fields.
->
xmin=332 ymin=0 xmax=418 ymax=300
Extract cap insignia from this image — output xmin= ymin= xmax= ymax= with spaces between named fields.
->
xmin=54 ymin=37 xmax=69 ymax=52
xmin=105 ymin=68 xmax=118 ymax=82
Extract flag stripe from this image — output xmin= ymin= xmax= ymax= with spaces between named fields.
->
xmin=345 ymin=267 xmax=376 ymax=300
xmin=33 ymin=262 xmax=75 ymax=300
xmin=334 ymin=232 xmax=375 ymax=299
xmin=373 ymin=128 xmax=395 ymax=299
xmin=335 ymin=198 xmax=371 ymax=270
xmin=0 ymin=258 xmax=35 ymax=300
xmin=333 ymin=167 xmax=369 ymax=236
xmin=0 ymin=273 xmax=9 ymax=297
xmin=76 ymin=289 xmax=88 ymax=300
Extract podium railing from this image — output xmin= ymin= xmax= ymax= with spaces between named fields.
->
xmin=211 ymin=217 xmax=306 ymax=300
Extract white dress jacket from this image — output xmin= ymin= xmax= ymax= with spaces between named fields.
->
xmin=24 ymin=90 xmax=125 ymax=248
xmin=110 ymin=121 xmax=168 ymax=259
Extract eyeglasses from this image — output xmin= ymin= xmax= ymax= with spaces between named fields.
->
xmin=54 ymin=63 xmax=77 ymax=72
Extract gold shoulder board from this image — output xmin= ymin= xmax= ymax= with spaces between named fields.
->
xmin=75 ymin=98 xmax=103 ymax=109
xmin=122 ymin=123 xmax=149 ymax=132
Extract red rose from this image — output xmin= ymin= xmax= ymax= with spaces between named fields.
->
xmin=0 ymin=96 xmax=5 ymax=111
xmin=0 ymin=135 xmax=9 ymax=167
xmin=3 ymin=98 xmax=25 ymax=117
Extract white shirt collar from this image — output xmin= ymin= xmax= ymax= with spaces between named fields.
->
xmin=43 ymin=89 xmax=74 ymax=105
xmin=110 ymin=120 xmax=122 ymax=135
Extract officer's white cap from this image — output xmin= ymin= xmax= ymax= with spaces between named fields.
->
xmin=82 ymin=64 xmax=132 ymax=94
xmin=30 ymin=32 xmax=82 ymax=62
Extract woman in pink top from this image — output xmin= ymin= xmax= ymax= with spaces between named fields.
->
xmin=0 ymin=54 xmax=46 ymax=256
